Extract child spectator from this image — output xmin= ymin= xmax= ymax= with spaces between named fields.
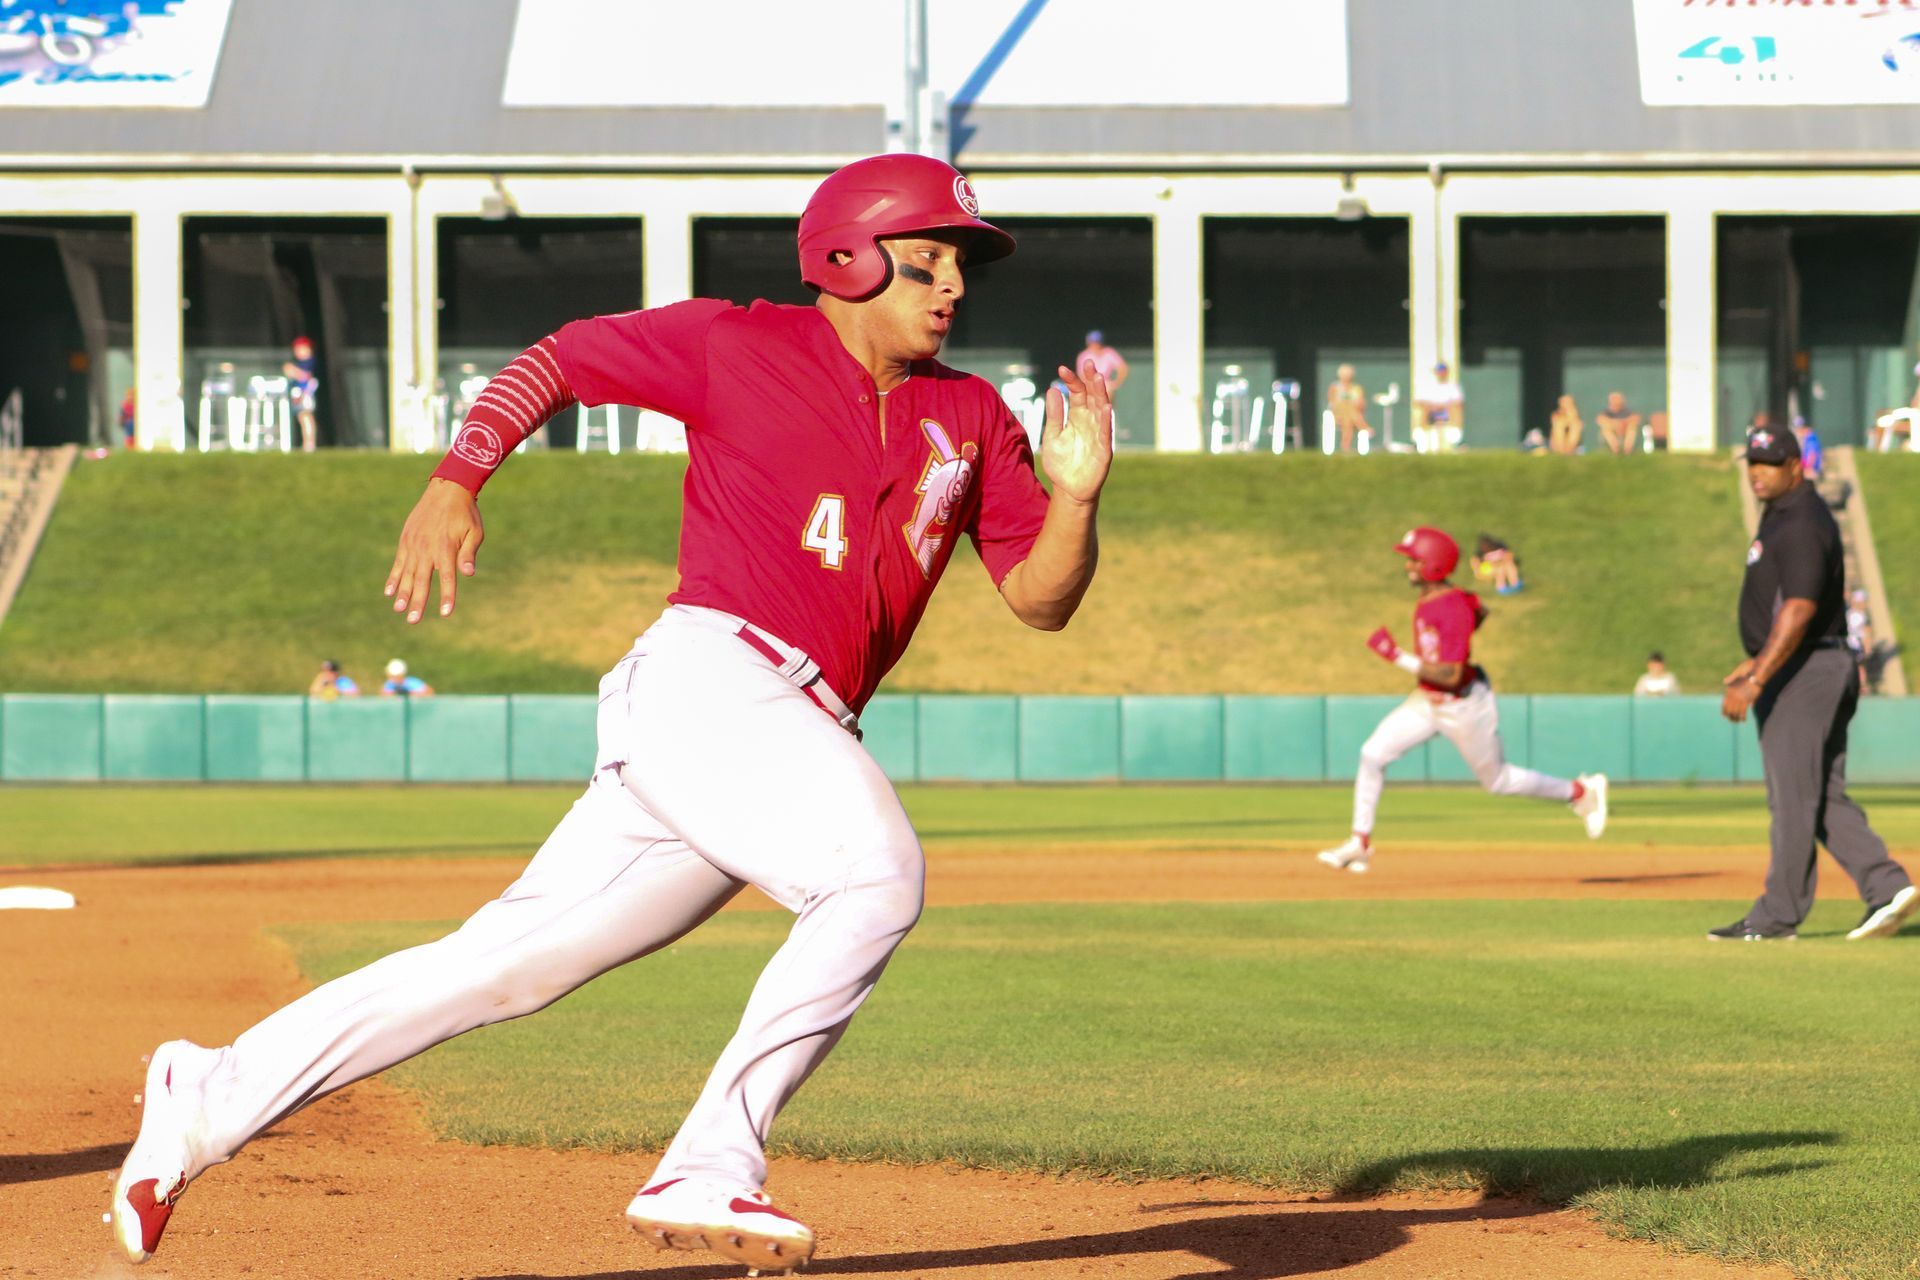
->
xmin=1472 ymin=533 xmax=1522 ymax=594
xmin=1634 ymin=652 xmax=1680 ymax=697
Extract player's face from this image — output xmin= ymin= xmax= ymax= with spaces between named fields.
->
xmin=871 ymin=231 xmax=968 ymax=358
xmin=1403 ymin=557 xmax=1423 ymax=586
xmin=1748 ymin=459 xmax=1801 ymax=501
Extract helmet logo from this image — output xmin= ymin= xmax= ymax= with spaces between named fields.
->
xmin=953 ymin=175 xmax=980 ymax=216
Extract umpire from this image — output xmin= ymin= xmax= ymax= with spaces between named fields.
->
xmin=1714 ymin=426 xmax=1917 ymax=941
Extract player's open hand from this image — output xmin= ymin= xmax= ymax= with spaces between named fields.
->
xmin=1040 ymin=359 xmax=1115 ymax=505
xmin=385 ymin=478 xmax=483 ymax=624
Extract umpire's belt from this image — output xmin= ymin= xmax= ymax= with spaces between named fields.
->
xmin=733 ymin=622 xmax=862 ymax=740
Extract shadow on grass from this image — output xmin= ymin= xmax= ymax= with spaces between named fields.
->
xmin=0 ymin=1141 xmax=127 ymax=1186
xmin=1335 ymin=1129 xmax=1839 ymax=1198
xmin=485 ymin=1133 xmax=1834 ymax=1280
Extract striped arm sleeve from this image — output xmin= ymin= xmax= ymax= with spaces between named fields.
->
xmin=430 ymin=336 xmax=577 ymax=494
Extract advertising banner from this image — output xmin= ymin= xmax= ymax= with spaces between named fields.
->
xmin=502 ymin=0 xmax=1348 ymax=109
xmin=1634 ymin=0 xmax=1920 ymax=106
xmin=0 ymin=0 xmax=234 ymax=107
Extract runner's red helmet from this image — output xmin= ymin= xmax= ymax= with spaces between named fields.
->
xmin=798 ymin=154 xmax=1015 ymax=301
xmin=1394 ymin=526 xmax=1459 ymax=581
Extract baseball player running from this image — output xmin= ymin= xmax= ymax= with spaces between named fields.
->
xmin=112 ymin=154 xmax=1114 ymax=1274
xmin=1317 ymin=527 xmax=1608 ymax=873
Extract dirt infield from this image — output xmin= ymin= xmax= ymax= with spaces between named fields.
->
xmin=2 ymin=848 xmax=1807 ymax=1280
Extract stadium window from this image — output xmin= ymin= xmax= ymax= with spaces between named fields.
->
xmin=693 ymin=218 xmax=811 ymax=309
xmin=436 ymin=217 xmax=643 ymax=451
xmin=1717 ymin=216 xmax=1920 ymax=450
xmin=0 ymin=217 xmax=132 ymax=449
xmin=182 ymin=217 xmax=389 ymax=450
xmin=1459 ymin=217 xmax=1667 ymax=451
xmin=1202 ymin=218 xmax=1411 ymax=454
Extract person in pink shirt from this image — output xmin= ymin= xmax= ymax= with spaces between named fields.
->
xmin=113 ymin=155 xmax=1114 ymax=1275
xmin=1074 ymin=329 xmax=1129 ymax=394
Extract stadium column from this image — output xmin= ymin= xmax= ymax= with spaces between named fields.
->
xmin=640 ymin=202 xmax=694 ymax=447
xmin=387 ymin=174 xmax=421 ymax=453
xmin=131 ymin=204 xmax=186 ymax=452
xmin=1408 ymin=191 xmax=1449 ymax=397
xmin=1153 ymin=202 xmax=1204 ymax=452
xmin=1666 ymin=200 xmax=1716 ymax=452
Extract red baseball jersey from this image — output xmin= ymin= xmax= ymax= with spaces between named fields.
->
xmin=1411 ymin=587 xmax=1484 ymax=694
xmin=551 ymin=300 xmax=1051 ymax=711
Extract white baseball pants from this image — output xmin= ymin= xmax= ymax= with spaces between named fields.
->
xmin=180 ymin=604 xmax=922 ymax=1193
xmin=1351 ymin=681 xmax=1574 ymax=835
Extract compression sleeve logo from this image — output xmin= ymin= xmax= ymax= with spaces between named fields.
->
xmin=0 ymin=0 xmax=234 ymax=107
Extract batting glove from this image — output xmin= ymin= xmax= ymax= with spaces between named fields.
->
xmin=1367 ymin=627 xmax=1423 ymax=675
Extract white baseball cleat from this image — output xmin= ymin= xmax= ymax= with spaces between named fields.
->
xmin=1316 ymin=835 xmax=1371 ymax=874
xmin=1847 ymin=884 xmax=1920 ymax=940
xmin=626 ymin=1176 xmax=816 ymax=1273
xmin=1572 ymin=773 xmax=1609 ymax=840
xmin=111 ymin=1040 xmax=220 ymax=1264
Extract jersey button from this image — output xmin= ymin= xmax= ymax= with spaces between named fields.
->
xmin=858 ymin=394 xmax=871 ymax=404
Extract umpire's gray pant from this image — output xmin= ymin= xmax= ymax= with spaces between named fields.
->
xmin=1750 ymin=648 xmax=1911 ymax=929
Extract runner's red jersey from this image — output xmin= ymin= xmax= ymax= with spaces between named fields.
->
xmin=1411 ymin=587 xmax=1485 ymax=695
xmin=553 ymin=300 xmax=1051 ymax=711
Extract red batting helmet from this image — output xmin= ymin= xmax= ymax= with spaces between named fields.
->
xmin=798 ymin=154 xmax=1016 ymax=302
xmin=1394 ymin=526 xmax=1459 ymax=581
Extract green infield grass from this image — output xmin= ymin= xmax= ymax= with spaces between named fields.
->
xmin=0 ymin=451 xmax=1749 ymax=695
xmin=284 ymin=899 xmax=1920 ymax=1280
xmin=9 ymin=781 xmax=1920 ymax=868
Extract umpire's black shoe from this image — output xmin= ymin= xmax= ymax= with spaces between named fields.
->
xmin=1707 ymin=917 xmax=1797 ymax=942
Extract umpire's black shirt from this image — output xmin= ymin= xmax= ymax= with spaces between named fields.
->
xmin=1739 ymin=479 xmax=1847 ymax=657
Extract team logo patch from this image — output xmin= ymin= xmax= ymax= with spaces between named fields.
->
xmin=1747 ymin=539 xmax=1763 ymax=566
xmin=1751 ymin=430 xmax=1774 ymax=449
xmin=953 ymin=175 xmax=981 ymax=216
xmin=452 ymin=423 xmax=504 ymax=468
xmin=903 ymin=419 xmax=978 ymax=577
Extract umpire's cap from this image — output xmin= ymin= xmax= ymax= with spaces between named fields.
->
xmin=1745 ymin=427 xmax=1801 ymax=465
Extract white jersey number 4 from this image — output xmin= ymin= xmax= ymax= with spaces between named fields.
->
xmin=803 ymin=494 xmax=849 ymax=570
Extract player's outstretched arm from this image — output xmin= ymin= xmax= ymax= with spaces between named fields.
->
xmin=1000 ymin=359 xmax=1115 ymax=630
xmin=384 ymin=335 xmax=578 ymax=623
xmin=385 ymin=478 xmax=483 ymax=624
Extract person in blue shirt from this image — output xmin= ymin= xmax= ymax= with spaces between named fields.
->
xmin=281 ymin=335 xmax=320 ymax=453
xmin=307 ymin=660 xmax=359 ymax=700
xmin=381 ymin=658 xmax=434 ymax=697
xmin=1792 ymin=416 xmax=1823 ymax=480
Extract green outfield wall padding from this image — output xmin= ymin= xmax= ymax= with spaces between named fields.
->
xmin=205 ymin=696 xmax=307 ymax=781
xmin=917 ymin=696 xmax=1019 ymax=781
xmin=1123 ymin=695 xmax=1225 ymax=781
xmin=1019 ymin=696 xmax=1122 ymax=781
xmin=408 ymin=696 xmax=510 ymax=783
xmin=1631 ymin=696 xmax=1737 ymax=782
xmin=1223 ymin=696 xmax=1326 ymax=781
xmin=859 ymin=695 xmax=918 ymax=782
xmin=506 ymin=696 xmax=595 ymax=783
xmin=1735 ymin=718 xmax=1767 ymax=784
xmin=2 ymin=694 xmax=102 ymax=780
xmin=306 ymin=698 xmax=407 ymax=782
xmin=15 ymin=692 xmax=1920 ymax=785
xmin=104 ymin=695 xmax=203 ymax=781
xmin=1844 ymin=698 xmax=1920 ymax=785
xmin=1324 ymin=696 xmax=1428 ymax=782
xmin=1529 ymin=696 xmax=1633 ymax=781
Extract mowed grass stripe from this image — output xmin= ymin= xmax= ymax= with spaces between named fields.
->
xmin=284 ymin=899 xmax=1920 ymax=1280
xmin=10 ymin=783 xmax=1920 ymax=868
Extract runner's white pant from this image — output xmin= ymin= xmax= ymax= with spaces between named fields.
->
xmin=181 ymin=604 xmax=922 ymax=1192
xmin=1351 ymin=681 xmax=1574 ymax=835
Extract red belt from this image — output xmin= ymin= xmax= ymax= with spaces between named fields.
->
xmin=733 ymin=625 xmax=862 ymax=739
